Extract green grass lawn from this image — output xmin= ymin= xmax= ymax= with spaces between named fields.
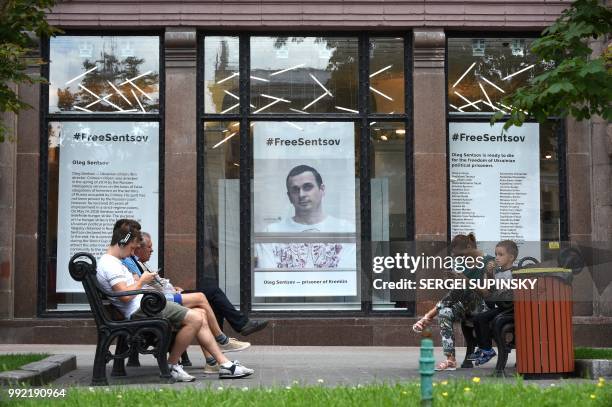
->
xmin=0 ymin=354 xmax=49 ymax=372
xmin=575 ymin=347 xmax=612 ymax=360
xmin=3 ymin=379 xmax=610 ymax=406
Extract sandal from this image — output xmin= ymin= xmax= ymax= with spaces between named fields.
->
xmin=434 ymin=359 xmax=457 ymax=371
xmin=412 ymin=316 xmax=433 ymax=333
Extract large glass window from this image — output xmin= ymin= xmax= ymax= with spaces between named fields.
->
xmin=201 ymin=35 xmax=412 ymax=313
xmin=49 ymin=36 xmax=160 ymax=114
xmin=447 ymin=38 xmax=547 ymax=114
xmin=447 ymin=36 xmax=563 ymax=262
xmin=43 ymin=35 xmax=162 ymax=313
xmin=250 ymin=37 xmax=358 ymax=114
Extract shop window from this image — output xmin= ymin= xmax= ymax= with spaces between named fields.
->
xmin=447 ymin=38 xmax=547 ymax=114
xmin=370 ymin=122 xmax=410 ymax=310
xmin=204 ymin=37 xmax=240 ymax=114
xmin=42 ymin=35 xmax=161 ymax=313
xmin=447 ymin=37 xmax=563 ymax=262
xmin=250 ymin=37 xmax=358 ymax=114
xmin=49 ymin=36 xmax=160 ymax=114
xmin=369 ymin=38 xmax=405 ymax=114
xmin=201 ymin=35 xmax=412 ymax=313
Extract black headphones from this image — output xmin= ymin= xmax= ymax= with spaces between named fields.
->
xmin=118 ymin=230 xmax=132 ymax=247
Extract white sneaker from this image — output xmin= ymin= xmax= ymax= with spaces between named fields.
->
xmin=219 ymin=338 xmax=251 ymax=353
xmin=218 ymin=360 xmax=254 ymax=379
xmin=169 ymin=364 xmax=195 ymax=382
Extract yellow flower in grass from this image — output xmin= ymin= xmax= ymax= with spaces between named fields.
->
xmin=472 ymin=377 xmax=481 ymax=383
xmin=464 ymin=387 xmax=471 ymax=392
xmin=590 ymin=394 xmax=596 ymax=399
xmin=442 ymin=392 xmax=448 ymax=397
xmin=598 ymin=377 xmax=605 ymax=383
xmin=441 ymin=380 xmax=448 ymax=386
xmin=401 ymin=391 xmax=408 ymax=396
xmin=433 ymin=383 xmax=437 ymax=387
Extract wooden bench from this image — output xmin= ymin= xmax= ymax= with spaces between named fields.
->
xmin=68 ymin=252 xmax=174 ymax=386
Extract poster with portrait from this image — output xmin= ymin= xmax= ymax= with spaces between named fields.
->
xmin=55 ymin=121 xmax=159 ymax=292
xmin=253 ymin=122 xmax=357 ymax=297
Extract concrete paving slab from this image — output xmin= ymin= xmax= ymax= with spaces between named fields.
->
xmin=0 ymin=345 xmax=595 ymax=389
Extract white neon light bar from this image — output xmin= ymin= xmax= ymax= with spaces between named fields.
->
xmin=270 ymin=64 xmax=305 ymax=76
xmin=85 ymin=98 xmax=103 ymax=109
xmin=289 ymin=108 xmax=309 ymax=114
xmin=303 ymin=93 xmax=327 ymax=110
xmin=253 ymin=99 xmax=281 ymax=114
xmin=126 ymin=81 xmax=153 ymax=101
xmin=224 ymin=90 xmax=240 ymax=100
xmin=212 ymin=132 xmax=237 ymax=149
xmin=285 ymin=122 xmax=303 ymax=131
xmin=66 ymin=66 xmax=98 ymax=85
xmin=369 ymin=121 xmax=377 ymax=126
xmin=449 ymin=104 xmax=464 ymax=112
xmin=261 ymin=94 xmax=291 ymax=103
xmin=73 ymin=106 xmax=92 ymax=113
xmin=221 ymin=103 xmax=240 ymax=114
xmin=497 ymin=102 xmax=528 ymax=115
xmin=78 ymin=84 xmax=101 ymax=99
xmin=482 ymin=101 xmax=507 ymax=114
xmin=480 ymin=76 xmax=505 ymax=93
xmin=502 ymin=64 xmax=534 ymax=80
xmin=250 ymin=75 xmax=269 ymax=82
xmin=452 ymin=62 xmax=476 ymax=88
xmin=309 ymin=74 xmax=333 ymax=97
xmin=369 ymin=86 xmax=393 ymax=101
xmin=216 ymin=73 xmax=239 ymax=84
xmin=453 ymin=91 xmax=481 ymax=111
xmin=131 ymin=89 xmax=146 ymax=112
xmin=458 ymin=99 xmax=482 ymax=110
xmin=478 ymin=82 xmax=493 ymax=106
xmin=119 ymin=71 xmax=152 ymax=86
xmin=335 ymin=106 xmax=359 ymax=114
xmin=101 ymin=94 xmax=124 ymax=112
xmin=108 ymin=81 xmax=132 ymax=105
xmin=369 ymin=65 xmax=392 ymax=78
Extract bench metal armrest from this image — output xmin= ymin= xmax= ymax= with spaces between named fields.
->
xmin=96 ymin=282 xmax=167 ymax=317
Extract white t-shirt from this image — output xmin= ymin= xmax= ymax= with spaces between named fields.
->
xmin=96 ymin=253 xmax=142 ymax=319
xmin=257 ymin=215 xmax=356 ymax=269
xmin=264 ymin=215 xmax=355 ymax=233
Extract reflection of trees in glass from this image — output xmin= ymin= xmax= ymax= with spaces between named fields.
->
xmin=56 ymin=51 xmax=159 ymax=113
xmin=448 ymin=39 xmax=546 ymax=112
xmin=206 ymin=38 xmax=240 ymax=113
xmin=249 ymin=37 xmax=357 ymax=113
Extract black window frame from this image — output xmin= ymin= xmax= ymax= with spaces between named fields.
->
xmin=37 ymin=30 xmax=165 ymax=317
xmin=444 ymin=31 xmax=569 ymax=248
xmin=197 ymin=32 xmax=415 ymax=318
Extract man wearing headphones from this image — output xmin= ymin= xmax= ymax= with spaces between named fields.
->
xmin=97 ymin=220 xmax=254 ymax=381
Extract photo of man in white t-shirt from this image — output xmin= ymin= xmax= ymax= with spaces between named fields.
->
xmin=256 ymin=165 xmax=356 ymax=270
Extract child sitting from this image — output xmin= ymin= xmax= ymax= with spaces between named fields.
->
xmin=468 ymin=240 xmax=518 ymax=366
xmin=412 ymin=233 xmax=495 ymax=371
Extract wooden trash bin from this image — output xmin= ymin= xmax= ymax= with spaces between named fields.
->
xmin=513 ymin=268 xmax=574 ymax=375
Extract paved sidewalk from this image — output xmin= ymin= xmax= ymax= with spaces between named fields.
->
xmin=0 ymin=345 xmax=587 ymax=389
